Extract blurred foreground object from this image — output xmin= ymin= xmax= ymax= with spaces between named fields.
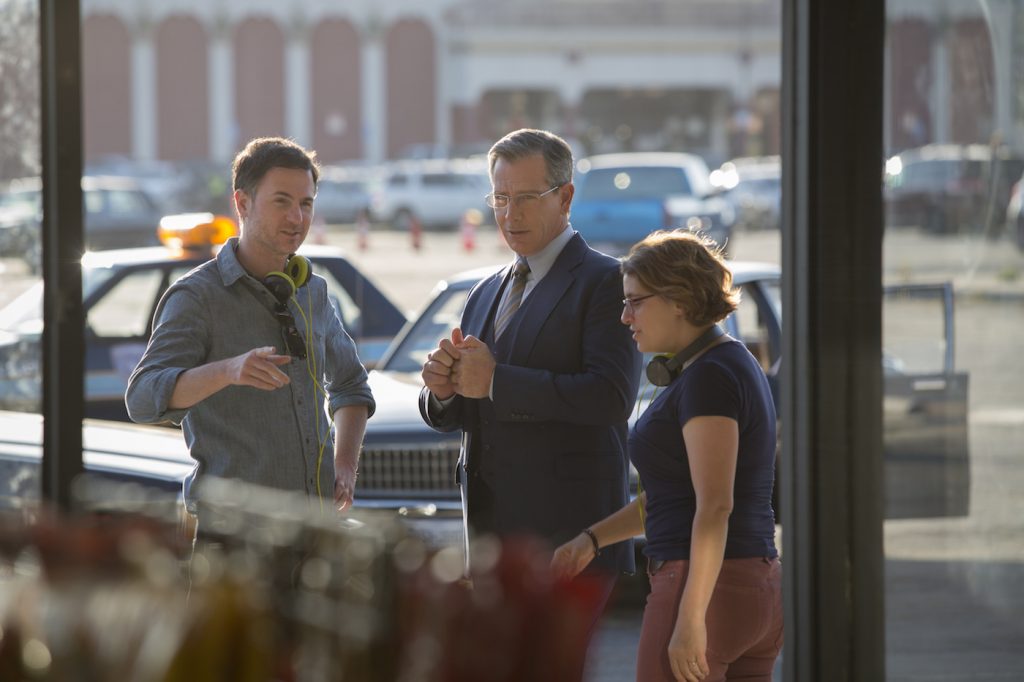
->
xmin=0 ymin=477 xmax=602 ymax=681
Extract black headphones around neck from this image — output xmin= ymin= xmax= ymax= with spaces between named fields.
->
xmin=263 ymin=254 xmax=312 ymax=303
xmin=646 ymin=325 xmax=726 ymax=386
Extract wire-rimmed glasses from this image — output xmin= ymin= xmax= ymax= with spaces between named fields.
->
xmin=484 ymin=184 xmax=562 ymax=210
xmin=622 ymin=293 xmax=657 ymax=313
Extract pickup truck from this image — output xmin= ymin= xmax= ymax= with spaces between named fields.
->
xmin=570 ymin=152 xmax=736 ymax=254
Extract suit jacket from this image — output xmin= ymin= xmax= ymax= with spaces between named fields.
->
xmin=419 ymin=233 xmax=642 ymax=573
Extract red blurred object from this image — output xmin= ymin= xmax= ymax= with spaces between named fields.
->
xmin=397 ymin=535 xmax=607 ymax=682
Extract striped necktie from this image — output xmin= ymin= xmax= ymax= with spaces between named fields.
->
xmin=494 ymin=258 xmax=530 ymax=339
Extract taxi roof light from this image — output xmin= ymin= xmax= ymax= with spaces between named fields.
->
xmin=157 ymin=212 xmax=238 ymax=253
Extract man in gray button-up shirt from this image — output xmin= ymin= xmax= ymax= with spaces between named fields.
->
xmin=126 ymin=137 xmax=374 ymax=519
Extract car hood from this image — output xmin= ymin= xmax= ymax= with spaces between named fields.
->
xmin=366 ymin=370 xmax=431 ymax=430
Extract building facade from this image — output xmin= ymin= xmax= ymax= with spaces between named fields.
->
xmin=80 ymin=0 xmax=1023 ymax=167
xmin=81 ymin=0 xmax=782 ymax=165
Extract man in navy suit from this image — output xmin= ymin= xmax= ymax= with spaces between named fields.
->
xmin=419 ymin=129 xmax=643 ymax=641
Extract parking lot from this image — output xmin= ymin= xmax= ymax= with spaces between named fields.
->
xmin=2 ymin=223 xmax=1023 ymax=679
xmin=325 ymin=223 xmax=1024 ymax=680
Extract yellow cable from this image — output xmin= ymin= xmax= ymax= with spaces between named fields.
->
xmin=293 ymin=292 xmax=328 ymax=515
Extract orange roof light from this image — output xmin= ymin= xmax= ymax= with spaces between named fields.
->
xmin=158 ymin=213 xmax=238 ymax=254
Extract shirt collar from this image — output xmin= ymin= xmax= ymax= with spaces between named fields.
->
xmin=216 ymin=236 xmax=250 ymax=287
xmin=519 ymin=224 xmax=574 ymax=282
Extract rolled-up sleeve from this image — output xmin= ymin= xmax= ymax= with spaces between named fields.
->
xmin=125 ymin=286 xmax=209 ymax=425
xmin=322 ymin=291 xmax=376 ymax=419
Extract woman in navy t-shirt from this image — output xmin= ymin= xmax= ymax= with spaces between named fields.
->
xmin=552 ymin=230 xmax=782 ymax=681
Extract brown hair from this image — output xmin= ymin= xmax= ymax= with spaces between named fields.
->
xmin=488 ymin=128 xmax=574 ymax=187
xmin=232 ymin=136 xmax=320 ymax=198
xmin=621 ymin=229 xmax=740 ymax=326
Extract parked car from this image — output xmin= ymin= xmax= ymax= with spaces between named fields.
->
xmin=1 ymin=175 xmax=166 ymax=252
xmin=370 ymin=158 xmax=492 ymax=231
xmin=713 ymin=156 xmax=781 ymax=232
xmin=0 ymin=216 xmax=406 ymax=420
xmin=0 ymin=179 xmax=42 ymax=274
xmin=362 ymin=263 xmax=970 ymax=522
xmin=570 ymin=152 xmax=736 ymax=254
xmin=0 ymin=408 xmax=461 ymax=549
xmin=315 ymin=165 xmax=376 ymax=225
xmin=84 ymin=156 xmax=194 ymax=214
xmin=884 ymin=144 xmax=1024 ymax=236
xmin=0 ymin=409 xmax=195 ymax=510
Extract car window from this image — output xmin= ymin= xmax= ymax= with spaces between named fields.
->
xmin=84 ymin=188 xmax=105 ymax=215
xmin=383 ymin=287 xmax=471 ymax=372
xmin=732 ymin=281 xmax=779 ymax=373
xmin=106 ymin=188 xmax=153 ymax=214
xmin=312 ymin=263 xmax=363 ymax=336
xmin=88 ymin=268 xmax=164 ymax=337
xmin=422 ymin=173 xmax=457 ymax=187
xmin=388 ymin=174 xmax=408 ymax=187
xmin=577 ymin=167 xmax=693 ymax=200
xmin=882 ymin=285 xmax=949 ymax=375
xmin=0 ymin=188 xmax=40 ymax=213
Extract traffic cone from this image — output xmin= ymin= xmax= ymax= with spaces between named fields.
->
xmin=356 ymin=209 xmax=370 ymax=251
xmin=461 ymin=209 xmax=482 ymax=252
xmin=409 ymin=213 xmax=423 ymax=252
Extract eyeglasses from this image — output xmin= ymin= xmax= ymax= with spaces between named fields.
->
xmin=622 ymin=293 xmax=656 ymax=313
xmin=273 ymin=303 xmax=307 ymax=359
xmin=485 ymin=185 xmax=562 ymax=210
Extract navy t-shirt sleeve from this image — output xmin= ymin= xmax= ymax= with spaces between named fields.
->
xmin=676 ymin=360 xmax=742 ymax=426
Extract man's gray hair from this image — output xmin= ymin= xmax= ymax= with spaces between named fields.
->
xmin=488 ymin=129 xmax=574 ymax=187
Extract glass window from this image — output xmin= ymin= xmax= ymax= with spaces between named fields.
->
xmin=312 ymin=262 xmax=362 ymax=336
xmin=0 ymin=0 xmax=40 ymax=512
xmin=87 ymin=269 xmax=163 ymax=337
xmin=382 ymin=287 xmax=469 ymax=373
xmin=732 ymin=282 xmax=780 ymax=373
xmin=883 ymin=5 xmax=1024 ymax=677
xmin=422 ymin=173 xmax=457 ymax=187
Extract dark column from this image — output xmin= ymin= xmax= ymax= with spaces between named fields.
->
xmin=40 ymin=0 xmax=85 ymax=512
xmin=781 ymin=0 xmax=885 ymax=679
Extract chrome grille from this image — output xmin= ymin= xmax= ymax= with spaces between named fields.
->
xmin=358 ymin=444 xmax=460 ymax=498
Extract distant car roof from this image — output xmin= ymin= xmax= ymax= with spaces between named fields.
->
xmin=382 ymin=157 xmax=489 ymax=175
xmin=580 ymin=152 xmax=709 ymax=170
xmin=2 ymin=175 xmax=149 ymax=194
xmin=893 ymin=144 xmax=1001 ymax=163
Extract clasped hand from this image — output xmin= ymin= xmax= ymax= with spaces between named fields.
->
xmin=421 ymin=328 xmax=495 ymax=400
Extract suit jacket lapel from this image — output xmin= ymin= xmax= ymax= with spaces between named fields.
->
xmin=504 ymin=234 xmax=588 ymax=365
xmin=464 ymin=267 xmax=509 ymax=339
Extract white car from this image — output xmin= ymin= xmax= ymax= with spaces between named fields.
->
xmin=314 ymin=165 xmax=375 ymax=225
xmin=370 ymin=158 xmax=492 ymax=231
